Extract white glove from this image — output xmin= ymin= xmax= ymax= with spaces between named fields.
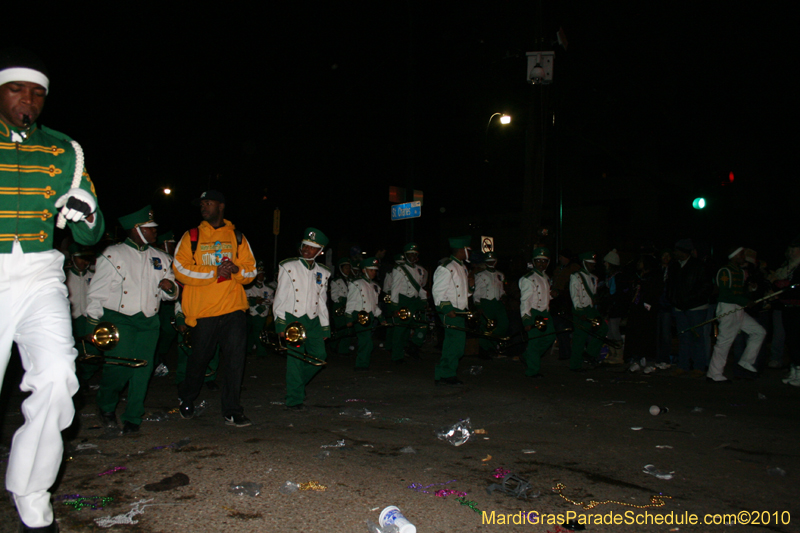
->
xmin=54 ymin=188 xmax=97 ymax=223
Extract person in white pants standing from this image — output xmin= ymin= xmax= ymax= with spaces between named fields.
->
xmin=707 ymin=247 xmax=765 ymax=383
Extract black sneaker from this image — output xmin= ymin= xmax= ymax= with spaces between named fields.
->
xmin=205 ymin=381 xmax=220 ymax=391
xmin=435 ymin=376 xmax=464 ymax=386
xmin=224 ymin=414 xmax=252 ymax=427
xmin=122 ymin=421 xmax=140 ymax=435
xmin=179 ymin=400 xmax=194 ymax=419
xmin=284 ymin=404 xmax=307 ymax=412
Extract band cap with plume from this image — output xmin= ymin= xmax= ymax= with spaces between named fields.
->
xmin=302 ymin=227 xmax=328 ymax=248
xmin=119 ymin=205 xmax=158 ymax=230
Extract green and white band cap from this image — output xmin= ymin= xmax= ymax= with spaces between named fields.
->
xmin=301 ymin=239 xmax=322 ymax=249
xmin=728 ymin=246 xmax=744 ymax=259
xmin=0 ymin=67 xmax=49 ymax=93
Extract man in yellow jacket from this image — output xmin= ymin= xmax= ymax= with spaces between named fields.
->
xmin=173 ymin=190 xmax=257 ymax=427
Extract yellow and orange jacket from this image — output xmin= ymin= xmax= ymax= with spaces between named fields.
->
xmin=173 ymin=219 xmax=257 ymax=326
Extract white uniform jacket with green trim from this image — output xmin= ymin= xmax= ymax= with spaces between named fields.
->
xmin=474 ymin=268 xmax=505 ymax=302
xmin=87 ymin=239 xmax=178 ymax=323
xmin=391 ymin=261 xmax=428 ymax=301
xmin=67 ymin=266 xmax=93 ymax=319
xmin=569 ymin=269 xmax=597 ymax=310
xmin=330 ymin=277 xmax=349 ymax=305
xmin=432 ymin=256 xmax=470 ymax=314
xmin=520 ymin=269 xmax=551 ymax=321
xmin=273 ymin=257 xmax=331 ymax=330
xmin=346 ymin=276 xmax=383 ymax=319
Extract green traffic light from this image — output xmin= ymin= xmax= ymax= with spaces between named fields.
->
xmin=692 ymin=197 xmax=706 ymax=209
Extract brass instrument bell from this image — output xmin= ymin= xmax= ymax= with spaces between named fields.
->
xmin=92 ymin=322 xmax=120 ymax=351
xmin=533 ymin=315 xmax=548 ymax=332
xmin=284 ymin=322 xmax=307 ymax=347
xmin=357 ymin=311 xmax=371 ymax=326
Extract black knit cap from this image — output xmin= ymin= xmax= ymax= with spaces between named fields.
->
xmin=0 ymin=47 xmax=49 ymax=77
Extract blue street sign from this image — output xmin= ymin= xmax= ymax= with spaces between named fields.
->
xmin=391 ymin=201 xmax=421 ymax=221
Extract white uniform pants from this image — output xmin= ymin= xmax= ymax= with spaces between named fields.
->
xmin=707 ymin=302 xmax=766 ymax=380
xmin=0 ymin=242 xmax=79 ymax=527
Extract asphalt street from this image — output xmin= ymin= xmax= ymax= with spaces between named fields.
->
xmin=1 ymin=338 xmax=798 ymax=533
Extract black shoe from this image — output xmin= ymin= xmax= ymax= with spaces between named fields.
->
xmin=121 ymin=421 xmax=140 ymax=435
xmin=355 ymin=366 xmax=370 ymax=372
xmin=205 ymin=381 xmax=220 ymax=391
xmin=179 ymin=400 xmax=194 ymax=419
xmin=527 ymin=373 xmax=545 ymax=378
xmin=393 ymin=359 xmax=405 ymax=365
xmin=20 ymin=520 xmax=59 ymax=532
xmin=224 ymin=414 xmax=252 ymax=427
xmin=706 ymin=377 xmax=733 ymax=384
xmin=435 ymin=376 xmax=464 ymax=386
xmin=284 ymin=404 xmax=307 ymax=412
xmin=100 ymin=411 xmax=118 ymax=429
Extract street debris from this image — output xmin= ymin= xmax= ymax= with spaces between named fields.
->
xmin=229 ymin=482 xmax=262 ymax=496
xmin=436 ymin=418 xmax=471 ymax=446
xmin=643 ymin=464 xmax=674 ymax=480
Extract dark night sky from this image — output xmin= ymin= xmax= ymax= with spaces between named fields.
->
xmin=7 ymin=3 xmax=799 ymax=266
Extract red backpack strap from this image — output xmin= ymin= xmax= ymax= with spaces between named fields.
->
xmin=189 ymin=227 xmax=199 ymax=254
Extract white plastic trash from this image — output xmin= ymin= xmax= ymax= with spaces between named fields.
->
xmin=379 ymin=505 xmax=416 ymax=533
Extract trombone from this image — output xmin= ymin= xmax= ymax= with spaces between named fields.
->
xmin=78 ymin=322 xmax=149 ymax=368
xmin=261 ymin=321 xmax=327 ymax=366
xmin=679 ymin=284 xmax=799 ymax=336
xmin=442 ymin=310 xmax=510 ymax=342
xmin=497 ymin=315 xmax=573 ymax=351
xmin=556 ymin=312 xmax=623 ymax=349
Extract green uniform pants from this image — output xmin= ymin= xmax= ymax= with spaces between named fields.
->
xmin=247 ymin=314 xmax=269 ymax=357
xmin=283 ymin=314 xmax=327 ymax=407
xmin=332 ymin=308 xmax=352 ymax=354
xmin=354 ymin=312 xmax=376 ymax=369
xmin=477 ymin=298 xmax=509 ymax=352
xmin=570 ymin=307 xmax=609 ymax=370
xmin=391 ymin=295 xmax=427 ymax=361
xmin=435 ymin=314 xmax=466 ymax=380
xmin=522 ymin=310 xmax=555 ymax=376
xmin=95 ymin=309 xmax=159 ymax=425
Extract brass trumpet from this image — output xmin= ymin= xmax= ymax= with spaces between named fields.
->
xmin=485 ymin=318 xmax=497 ymax=332
xmin=78 ymin=322 xmax=149 ymax=368
xmin=262 ymin=321 xmax=326 ymax=366
xmin=356 ymin=311 xmax=371 ymax=326
xmin=335 ymin=306 xmax=346 ymax=316
xmin=383 ymin=294 xmax=392 ymax=304
xmin=533 ymin=315 xmax=548 ymax=332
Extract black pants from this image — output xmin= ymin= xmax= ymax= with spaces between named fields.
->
xmin=179 ymin=310 xmax=246 ymax=417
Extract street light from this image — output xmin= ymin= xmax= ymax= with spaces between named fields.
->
xmin=485 ymin=113 xmax=511 ymax=162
